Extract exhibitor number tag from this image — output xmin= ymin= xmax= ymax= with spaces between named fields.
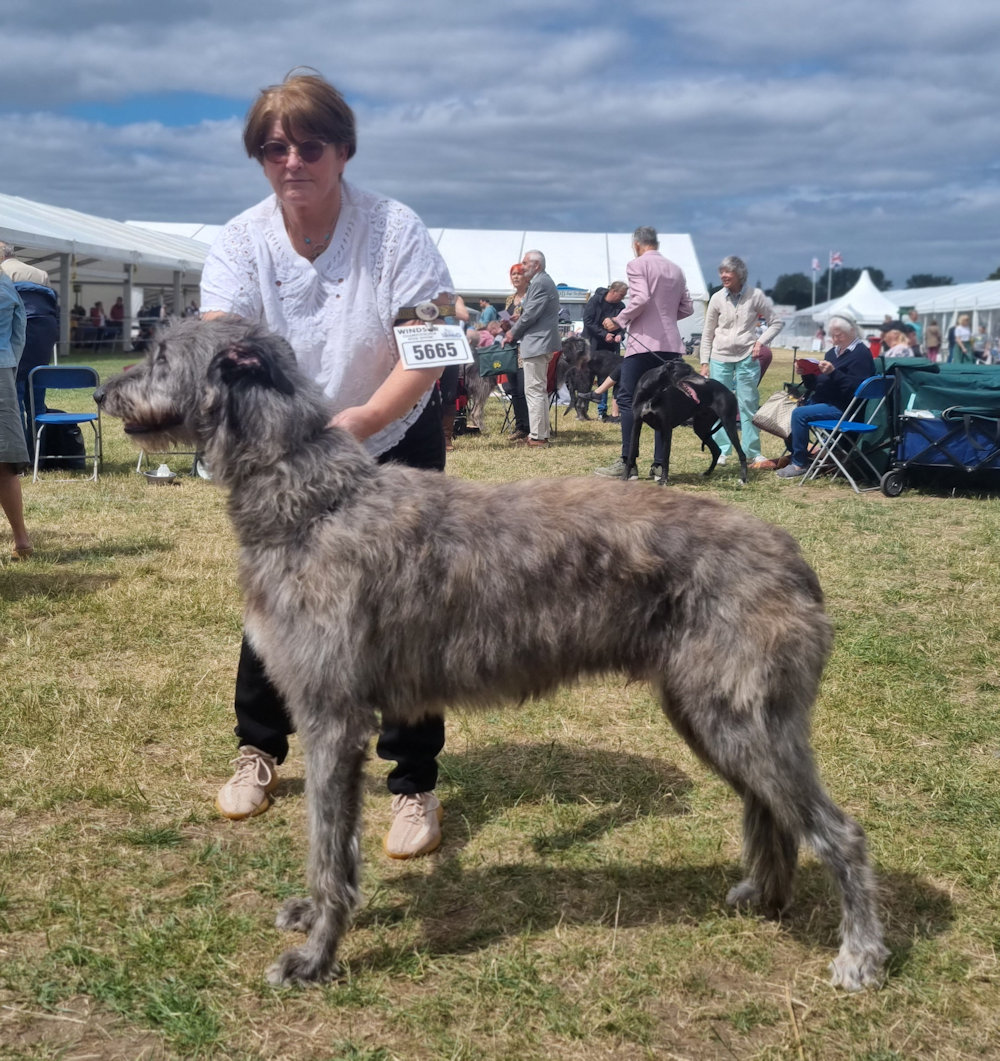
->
xmin=394 ymin=323 xmax=473 ymax=370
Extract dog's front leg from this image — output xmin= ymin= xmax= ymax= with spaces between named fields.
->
xmin=268 ymin=720 xmax=370 ymax=987
xmin=624 ymin=415 xmax=643 ymax=480
xmin=657 ymin=425 xmax=673 ymax=485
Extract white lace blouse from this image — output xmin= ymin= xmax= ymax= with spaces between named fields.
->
xmin=200 ymin=182 xmax=454 ymax=456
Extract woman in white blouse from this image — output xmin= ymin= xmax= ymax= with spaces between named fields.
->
xmin=202 ymin=71 xmax=452 ymax=859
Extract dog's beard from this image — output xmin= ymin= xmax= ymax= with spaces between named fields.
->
xmin=124 ymin=424 xmax=195 ymax=452
xmin=112 ymin=401 xmax=192 ymax=451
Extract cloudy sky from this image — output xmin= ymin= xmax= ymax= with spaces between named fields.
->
xmin=2 ymin=0 xmax=998 ymax=290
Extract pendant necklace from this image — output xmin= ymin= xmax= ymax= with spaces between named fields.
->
xmin=282 ymin=203 xmax=336 ymax=261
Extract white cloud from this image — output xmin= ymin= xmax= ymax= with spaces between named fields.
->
xmin=1 ymin=2 xmax=999 ymax=286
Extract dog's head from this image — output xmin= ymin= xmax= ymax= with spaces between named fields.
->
xmin=663 ymin=358 xmax=697 ymax=385
xmin=561 ymin=334 xmax=589 ymax=370
xmin=197 ymin=331 xmax=333 ymax=483
xmin=95 ymin=315 xmax=267 ymax=452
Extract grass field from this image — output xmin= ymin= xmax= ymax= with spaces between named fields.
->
xmin=1 ymin=347 xmax=998 ymax=1059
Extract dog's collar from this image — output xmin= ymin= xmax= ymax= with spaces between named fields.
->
xmin=393 ymin=301 xmax=457 ymax=324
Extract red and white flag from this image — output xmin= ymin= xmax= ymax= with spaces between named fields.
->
xmin=830 ymin=251 xmax=843 ymax=269
xmin=811 ymin=257 xmax=820 ymax=273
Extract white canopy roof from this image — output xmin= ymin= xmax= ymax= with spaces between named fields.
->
xmin=884 ymin=280 xmax=1000 ymax=315
xmin=425 ymin=229 xmax=708 ymax=302
xmin=0 ymin=193 xmax=207 ymax=286
xmin=131 ymin=221 xmax=708 ymax=303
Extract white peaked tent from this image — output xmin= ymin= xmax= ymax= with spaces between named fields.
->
xmin=785 ymin=270 xmax=898 ymax=340
xmin=787 ymin=273 xmax=1000 ymax=344
xmin=806 ymin=270 xmax=898 ymax=330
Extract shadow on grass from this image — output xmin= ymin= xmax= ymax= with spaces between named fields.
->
xmin=0 ymin=538 xmax=176 ymax=600
xmin=438 ymin=741 xmax=693 ymax=852
xmin=0 ymin=570 xmax=120 ymax=601
xmin=41 ymin=536 xmax=175 ymax=564
xmin=353 ymin=862 xmax=951 ymax=982
xmin=272 ymin=740 xmax=952 ymax=980
xmin=283 ymin=740 xmax=693 ymax=826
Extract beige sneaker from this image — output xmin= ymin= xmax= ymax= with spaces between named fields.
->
xmin=384 ymin=792 xmax=443 ymax=859
xmin=216 ymin=746 xmax=279 ymax=820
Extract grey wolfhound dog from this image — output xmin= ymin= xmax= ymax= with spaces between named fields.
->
xmin=95 ymin=316 xmax=889 ymax=990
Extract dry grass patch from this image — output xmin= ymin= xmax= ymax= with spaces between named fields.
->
xmin=1 ymin=349 xmax=999 ymax=1058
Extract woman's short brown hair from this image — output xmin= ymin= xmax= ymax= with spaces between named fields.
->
xmin=243 ymin=71 xmax=357 ymax=162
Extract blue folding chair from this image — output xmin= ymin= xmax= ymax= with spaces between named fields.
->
xmin=800 ymin=375 xmax=889 ymax=492
xmin=28 ymin=365 xmax=102 ymax=482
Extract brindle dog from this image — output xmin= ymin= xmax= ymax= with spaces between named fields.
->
xmin=94 ymin=317 xmax=888 ymax=991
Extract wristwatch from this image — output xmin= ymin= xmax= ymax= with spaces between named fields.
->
xmin=393 ymin=300 xmax=457 ymax=324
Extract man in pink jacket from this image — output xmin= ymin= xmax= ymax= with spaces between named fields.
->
xmin=593 ymin=226 xmax=693 ymax=479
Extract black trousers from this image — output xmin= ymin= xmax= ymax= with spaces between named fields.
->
xmin=233 ymin=390 xmax=446 ymax=795
xmin=503 ymin=367 xmax=530 ymax=434
xmin=15 ymin=315 xmax=58 ymax=455
xmin=616 ymin=350 xmax=681 ymax=463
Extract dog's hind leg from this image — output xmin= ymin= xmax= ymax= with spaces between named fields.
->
xmin=693 ymin=418 xmax=723 ymax=476
xmin=724 ymin=419 xmax=749 ymax=482
xmin=804 ymin=796 xmax=889 ymax=989
xmin=732 ymin=756 xmax=886 ymax=988
xmin=727 ymin=793 xmax=799 ymax=918
xmin=655 ymin=676 xmax=887 ymax=989
xmin=268 ymin=718 xmax=371 ymax=986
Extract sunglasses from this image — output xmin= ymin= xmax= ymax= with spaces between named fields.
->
xmin=259 ymin=139 xmax=329 ymax=164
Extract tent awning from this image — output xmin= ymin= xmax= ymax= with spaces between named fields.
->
xmin=1 ymin=192 xmax=208 ymax=286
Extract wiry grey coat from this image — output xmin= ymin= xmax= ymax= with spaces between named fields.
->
xmin=95 ymin=317 xmax=889 ymax=991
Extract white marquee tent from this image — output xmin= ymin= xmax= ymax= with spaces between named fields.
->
xmin=1 ymin=192 xmax=208 ymax=354
xmin=884 ymin=281 xmax=1000 ymax=339
xmin=2 ymin=190 xmax=709 ymax=350
xmin=135 ymin=222 xmax=710 ymax=321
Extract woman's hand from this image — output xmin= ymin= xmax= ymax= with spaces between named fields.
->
xmin=818 ymin=359 xmax=835 ymax=375
xmin=329 ymin=363 xmax=442 ymax=441
xmin=329 ymin=405 xmax=384 ymax=441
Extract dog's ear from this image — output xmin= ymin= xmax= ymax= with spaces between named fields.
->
xmin=211 ymin=341 xmax=296 ymax=396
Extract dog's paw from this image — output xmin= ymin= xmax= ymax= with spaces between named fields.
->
xmin=726 ymin=879 xmax=761 ymax=909
xmin=266 ymin=946 xmax=340 ymax=987
xmin=275 ymin=897 xmax=317 ymax=933
xmin=829 ymin=943 xmax=890 ymax=991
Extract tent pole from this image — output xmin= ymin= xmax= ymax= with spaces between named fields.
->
xmin=56 ymin=252 xmax=71 ymax=364
xmin=123 ymin=264 xmax=134 ymax=355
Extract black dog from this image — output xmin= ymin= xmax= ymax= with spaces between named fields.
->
xmin=563 ymin=335 xmax=621 ymax=420
xmin=625 ymin=359 xmax=747 ymax=485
